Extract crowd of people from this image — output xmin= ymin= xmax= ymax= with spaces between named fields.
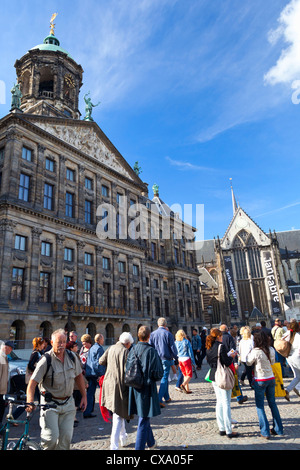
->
xmin=0 ymin=315 xmax=299 ymax=450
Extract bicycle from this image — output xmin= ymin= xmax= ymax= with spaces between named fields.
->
xmin=0 ymin=393 xmax=56 ymax=450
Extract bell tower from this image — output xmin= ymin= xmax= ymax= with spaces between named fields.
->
xmin=14 ymin=14 xmax=83 ymax=119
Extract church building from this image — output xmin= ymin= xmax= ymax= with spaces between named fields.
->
xmin=196 ymin=182 xmax=300 ymax=327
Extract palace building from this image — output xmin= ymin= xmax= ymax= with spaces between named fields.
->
xmin=0 ymin=22 xmax=202 ymax=348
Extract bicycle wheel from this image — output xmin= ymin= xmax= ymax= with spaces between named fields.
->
xmin=21 ymin=440 xmax=41 ymax=450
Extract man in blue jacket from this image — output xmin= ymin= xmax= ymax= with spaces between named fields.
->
xmin=191 ymin=328 xmax=202 ymax=370
xmin=149 ymin=318 xmax=178 ymax=408
xmin=84 ymin=333 xmax=106 ymax=418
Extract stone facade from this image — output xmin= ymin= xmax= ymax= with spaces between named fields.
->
xmin=0 ymin=30 xmax=202 ymax=348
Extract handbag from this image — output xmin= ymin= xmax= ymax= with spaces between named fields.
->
xmin=124 ymin=346 xmax=144 ymax=389
xmin=274 ymin=337 xmax=292 ymax=358
xmin=215 ymin=344 xmax=235 ymax=390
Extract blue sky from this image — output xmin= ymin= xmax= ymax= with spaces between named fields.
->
xmin=1 ymin=0 xmax=300 ymax=240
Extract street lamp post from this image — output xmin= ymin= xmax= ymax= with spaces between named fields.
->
xmin=65 ymin=283 xmax=76 ymax=337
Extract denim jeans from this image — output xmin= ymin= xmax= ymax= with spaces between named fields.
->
xmin=135 ymin=417 xmax=155 ymax=450
xmin=159 ymin=359 xmax=173 ymax=403
xmin=83 ymin=376 xmax=98 ymax=417
xmin=176 ymin=367 xmax=184 ymax=388
xmin=253 ymin=379 xmax=283 ymax=437
xmin=212 ymin=382 xmax=232 ymax=435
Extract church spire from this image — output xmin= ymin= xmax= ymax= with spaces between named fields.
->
xmin=230 ymin=178 xmax=239 ymax=215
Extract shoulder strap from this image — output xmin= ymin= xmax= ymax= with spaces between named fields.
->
xmin=42 ymin=352 xmax=52 ymax=383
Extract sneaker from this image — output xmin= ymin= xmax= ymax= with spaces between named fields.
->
xmin=175 ymin=387 xmax=182 ymax=392
xmin=120 ymin=434 xmax=129 ymax=448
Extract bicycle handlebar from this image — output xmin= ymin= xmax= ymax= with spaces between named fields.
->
xmin=4 ymin=395 xmax=57 ymax=410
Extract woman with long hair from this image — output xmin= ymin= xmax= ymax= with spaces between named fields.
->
xmin=206 ymin=328 xmax=239 ymax=438
xmin=283 ymin=320 xmax=300 ymax=400
xmin=175 ymin=330 xmax=195 ymax=394
xmin=246 ymin=330 xmax=283 ymax=439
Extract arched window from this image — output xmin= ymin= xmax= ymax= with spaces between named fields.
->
xmin=39 ymin=66 xmax=54 ymax=97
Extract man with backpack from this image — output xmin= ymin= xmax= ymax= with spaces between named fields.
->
xmin=26 ymin=329 xmax=87 ymax=450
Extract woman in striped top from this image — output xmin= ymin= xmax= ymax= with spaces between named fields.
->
xmin=246 ymin=330 xmax=283 ymax=439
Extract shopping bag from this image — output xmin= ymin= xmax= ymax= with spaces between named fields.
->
xmin=272 ymin=362 xmax=286 ymax=398
xmin=231 ymin=372 xmax=241 ymax=398
xmin=205 ymin=369 xmax=212 ymax=383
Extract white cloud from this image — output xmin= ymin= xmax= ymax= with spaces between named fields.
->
xmin=165 ymin=156 xmax=217 ymax=172
xmin=264 ymin=0 xmax=300 ymax=85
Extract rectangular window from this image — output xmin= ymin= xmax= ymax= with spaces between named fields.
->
xmin=64 ymin=276 xmax=73 ymax=290
xmin=134 ymin=287 xmax=141 ymax=311
xmin=45 ymin=158 xmax=54 ymax=172
xmin=153 ymin=279 xmax=159 ymax=289
xmin=160 ymin=245 xmax=165 ymax=264
xmin=85 ymin=177 xmax=92 ymax=190
xmin=155 ymin=297 xmax=160 ymax=316
xmin=151 ymin=242 xmax=156 ymax=260
xmin=22 ymin=146 xmax=32 ymax=162
xmin=179 ymin=299 xmax=184 ymax=317
xmin=39 ymin=272 xmax=50 ymax=303
xmin=84 ymin=279 xmax=92 ymax=306
xmin=120 ymin=285 xmax=126 ymax=309
xmin=102 ymin=185 xmax=109 ymax=197
xmin=174 ymin=247 xmax=179 ymax=264
xmin=66 ymin=168 xmax=75 ymax=181
xmin=44 ymin=183 xmax=54 ymax=210
xmin=0 ymin=147 xmax=4 ymax=163
xmin=163 ymin=281 xmax=168 ymax=291
xmin=84 ymin=252 xmax=93 ymax=266
xmin=102 ymin=209 xmax=108 ymax=232
xmin=11 ymin=267 xmax=24 ymax=300
xmin=118 ymin=261 xmax=126 ymax=273
xmin=41 ymin=241 xmax=52 ymax=257
xmin=14 ymin=235 xmax=27 ymax=251
xmin=103 ymin=282 xmax=111 ymax=307
xmin=65 ymin=192 xmax=74 ymax=217
xmin=64 ymin=247 xmax=74 ymax=262
xmin=85 ymin=200 xmax=92 ymax=224
xmin=164 ymin=298 xmax=169 ymax=316
xmin=102 ymin=257 xmax=110 ymax=270
xmin=133 ymin=265 xmax=139 ymax=276
xmin=19 ymin=173 xmax=30 ymax=201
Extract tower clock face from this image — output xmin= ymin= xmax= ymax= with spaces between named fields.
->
xmin=64 ymin=74 xmax=75 ymax=89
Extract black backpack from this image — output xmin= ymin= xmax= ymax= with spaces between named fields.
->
xmin=124 ymin=347 xmax=144 ymax=389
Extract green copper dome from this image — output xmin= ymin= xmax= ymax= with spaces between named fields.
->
xmin=30 ymin=34 xmax=73 ymax=59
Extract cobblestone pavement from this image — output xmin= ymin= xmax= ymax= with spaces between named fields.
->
xmin=7 ymin=361 xmax=300 ymax=451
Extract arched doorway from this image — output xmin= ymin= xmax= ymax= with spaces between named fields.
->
xmin=40 ymin=321 xmax=53 ymax=340
xmin=105 ymin=323 xmax=114 ymax=346
xmin=10 ymin=320 xmax=26 ymax=349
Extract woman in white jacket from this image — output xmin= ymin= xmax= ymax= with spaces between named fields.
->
xmin=238 ymin=326 xmax=254 ymax=387
xmin=283 ymin=320 xmax=300 ymax=400
xmin=246 ymin=330 xmax=283 ymax=439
